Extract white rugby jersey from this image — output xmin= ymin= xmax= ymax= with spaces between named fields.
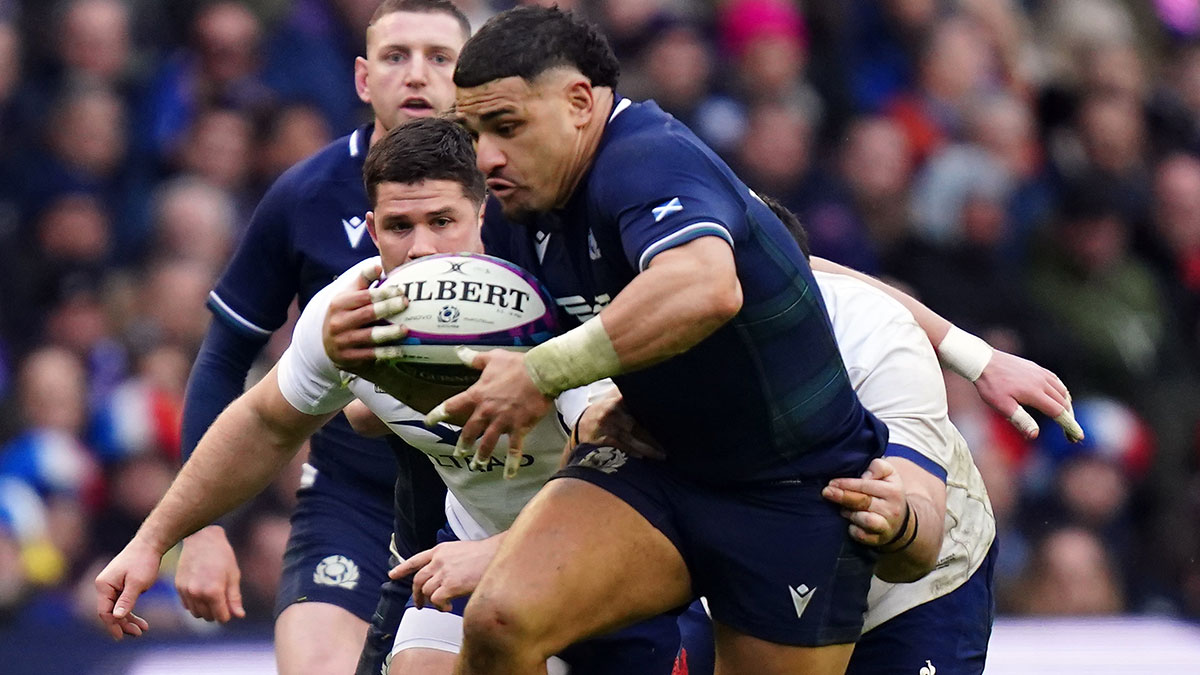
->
xmin=276 ymin=257 xmax=572 ymax=540
xmin=813 ymin=271 xmax=995 ymax=632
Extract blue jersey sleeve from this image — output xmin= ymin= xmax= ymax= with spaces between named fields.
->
xmin=180 ymin=318 xmax=268 ymax=463
xmin=209 ymin=174 xmax=302 ymax=336
xmin=591 ymin=134 xmax=745 ymax=272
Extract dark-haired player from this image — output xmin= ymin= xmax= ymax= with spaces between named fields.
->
xmin=432 ymin=7 xmax=889 ymax=674
xmin=171 ymin=2 xmax=466 ymax=673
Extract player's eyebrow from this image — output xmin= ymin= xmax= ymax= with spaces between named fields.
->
xmin=380 ymin=212 xmax=414 ymax=228
xmin=425 ymin=207 xmax=456 ymax=220
xmin=479 ymin=108 xmax=516 ymax=123
xmin=375 ymin=41 xmax=457 ymax=55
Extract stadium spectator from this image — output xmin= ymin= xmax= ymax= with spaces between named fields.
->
xmin=1151 ymin=154 xmax=1200 ymax=358
xmin=1027 ymin=177 xmax=1173 ymax=394
xmin=885 ymin=14 xmax=1002 ymax=165
xmin=149 ymin=177 xmax=237 ymax=272
xmin=255 ymin=101 xmax=333 ymax=186
xmin=262 ymin=0 xmax=375 ymax=134
xmin=1011 ymin=526 xmax=1126 ymax=615
xmin=631 ymin=20 xmax=744 ymax=154
xmin=174 ymin=106 xmax=258 ymax=219
xmin=838 ymin=114 xmax=915 ymax=256
xmin=56 ymin=0 xmax=135 ymax=88
xmin=140 ymin=1 xmax=272 ymax=164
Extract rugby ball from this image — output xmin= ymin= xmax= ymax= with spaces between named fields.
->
xmin=377 ymin=253 xmax=558 ymax=380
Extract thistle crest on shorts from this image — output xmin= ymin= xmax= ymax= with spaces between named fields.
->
xmin=578 ymin=446 xmax=626 ymax=474
xmin=313 ymin=554 xmax=360 ymax=589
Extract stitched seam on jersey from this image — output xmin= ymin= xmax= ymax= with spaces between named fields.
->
xmin=637 ymin=221 xmax=733 ymax=271
xmin=208 ymin=291 xmax=272 ymax=336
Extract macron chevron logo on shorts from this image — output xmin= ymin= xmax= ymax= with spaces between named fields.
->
xmin=652 ymin=197 xmax=683 ymax=222
xmin=788 ymin=584 xmax=816 ymax=618
xmin=314 ymin=554 xmax=360 ymax=589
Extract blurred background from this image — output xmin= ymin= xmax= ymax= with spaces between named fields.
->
xmin=0 ymin=0 xmax=1198 ymax=671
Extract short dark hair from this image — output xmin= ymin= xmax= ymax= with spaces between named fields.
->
xmin=368 ymin=0 xmax=471 ymax=39
xmin=454 ymin=6 xmax=619 ymax=89
xmin=363 ymin=117 xmax=485 ymax=207
xmin=760 ymin=194 xmax=811 ymax=258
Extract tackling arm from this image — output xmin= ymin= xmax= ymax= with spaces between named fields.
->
xmin=823 ymin=457 xmax=946 ymax=583
xmin=810 ymin=256 xmax=1083 ymax=442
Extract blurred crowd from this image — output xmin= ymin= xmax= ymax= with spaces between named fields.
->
xmin=0 ymin=0 xmax=1198 ymax=635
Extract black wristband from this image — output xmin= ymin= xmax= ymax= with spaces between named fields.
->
xmin=881 ymin=504 xmax=921 ymax=554
xmin=877 ymin=500 xmax=911 ymax=550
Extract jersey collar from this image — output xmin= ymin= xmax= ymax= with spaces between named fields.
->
xmin=348 ymin=123 xmax=373 ymax=160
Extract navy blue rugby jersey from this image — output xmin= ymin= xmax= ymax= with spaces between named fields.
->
xmin=483 ymin=99 xmax=887 ymax=483
xmin=209 ymin=125 xmax=395 ymax=493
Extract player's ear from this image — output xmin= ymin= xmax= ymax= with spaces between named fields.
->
xmin=564 ymin=76 xmax=593 ymax=128
xmin=355 ymin=56 xmax=371 ymax=105
xmin=366 ymin=211 xmax=380 ymax=245
xmin=476 ymin=200 xmax=486 ymax=226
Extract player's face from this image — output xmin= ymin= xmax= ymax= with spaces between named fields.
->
xmin=356 ymin=11 xmax=465 ymax=130
xmin=456 ymin=74 xmax=586 ymax=219
xmin=366 ymin=179 xmax=484 ymax=272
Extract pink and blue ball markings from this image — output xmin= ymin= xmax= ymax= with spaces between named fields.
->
xmin=383 ymin=253 xmax=560 ymax=348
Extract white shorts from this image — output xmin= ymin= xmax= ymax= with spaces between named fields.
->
xmin=387 ymin=606 xmax=570 ymax=674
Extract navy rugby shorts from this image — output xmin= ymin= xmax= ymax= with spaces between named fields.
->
xmin=676 ymin=542 xmax=997 ymax=674
xmin=274 ymin=463 xmax=395 ymax=622
xmin=845 ymin=542 xmax=997 ymax=675
xmin=554 ymin=443 xmax=877 ymax=647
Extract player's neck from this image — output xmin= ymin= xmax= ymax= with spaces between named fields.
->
xmin=554 ymin=88 xmax=615 ymax=210
xmin=369 ymin=118 xmax=386 ymax=149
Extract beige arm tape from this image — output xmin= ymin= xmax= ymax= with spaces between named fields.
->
xmin=936 ymin=326 xmax=994 ymax=382
xmin=524 ymin=317 xmax=622 ymax=397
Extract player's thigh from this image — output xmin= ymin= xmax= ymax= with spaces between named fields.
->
xmin=713 ymin=620 xmax=854 ymax=675
xmin=276 ymin=602 xmax=370 ymax=675
xmin=465 ymin=476 xmax=692 ymax=652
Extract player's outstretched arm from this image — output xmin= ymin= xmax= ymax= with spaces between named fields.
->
xmin=810 ymin=256 xmax=1083 ymax=442
xmin=427 ymin=236 xmax=740 ymax=471
xmin=822 ymin=457 xmax=946 ymax=583
xmin=176 ymin=318 xmax=270 ymax=622
xmin=95 ymin=367 xmax=333 ymax=636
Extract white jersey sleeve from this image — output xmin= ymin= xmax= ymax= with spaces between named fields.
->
xmin=276 ymin=258 xmax=382 ymax=416
xmin=814 ymin=270 xmax=995 ymax=632
xmin=814 ymin=273 xmax=953 ymax=478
